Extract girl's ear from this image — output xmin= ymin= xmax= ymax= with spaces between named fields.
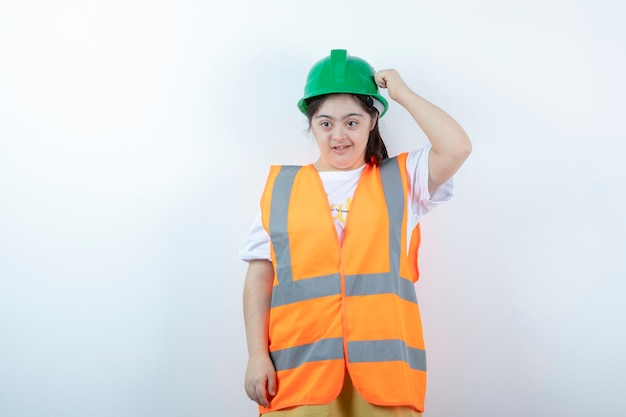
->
xmin=370 ymin=114 xmax=379 ymax=131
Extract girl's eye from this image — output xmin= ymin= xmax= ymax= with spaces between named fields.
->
xmin=320 ymin=121 xmax=331 ymax=128
xmin=347 ymin=120 xmax=358 ymax=127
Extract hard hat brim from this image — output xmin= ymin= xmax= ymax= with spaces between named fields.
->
xmin=297 ymin=92 xmax=389 ymax=117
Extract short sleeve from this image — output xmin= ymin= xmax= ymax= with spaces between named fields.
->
xmin=238 ymin=211 xmax=272 ymax=262
xmin=406 ymin=145 xmax=455 ymax=218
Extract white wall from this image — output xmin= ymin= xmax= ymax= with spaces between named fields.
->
xmin=1 ymin=1 xmax=624 ymax=416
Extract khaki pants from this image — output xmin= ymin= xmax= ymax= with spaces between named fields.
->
xmin=262 ymin=372 xmax=423 ymax=417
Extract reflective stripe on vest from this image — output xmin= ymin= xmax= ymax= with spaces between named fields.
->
xmin=271 ymin=338 xmax=426 ymax=373
xmin=271 ymin=337 xmax=344 ymax=371
xmin=348 ymin=339 xmax=426 ymax=371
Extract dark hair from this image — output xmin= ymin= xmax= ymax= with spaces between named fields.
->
xmin=304 ymin=94 xmax=388 ymax=165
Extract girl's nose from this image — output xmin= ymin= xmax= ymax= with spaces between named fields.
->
xmin=331 ymin=126 xmax=347 ymax=139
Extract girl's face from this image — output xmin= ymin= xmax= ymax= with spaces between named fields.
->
xmin=311 ymin=94 xmax=376 ymax=172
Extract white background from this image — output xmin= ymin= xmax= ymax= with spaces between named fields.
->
xmin=1 ymin=1 xmax=625 ymax=416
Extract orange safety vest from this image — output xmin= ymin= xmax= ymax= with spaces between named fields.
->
xmin=259 ymin=153 xmax=426 ymax=413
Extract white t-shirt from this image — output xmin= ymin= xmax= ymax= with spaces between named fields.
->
xmin=239 ymin=145 xmax=454 ymax=262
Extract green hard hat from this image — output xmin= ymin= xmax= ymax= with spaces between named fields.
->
xmin=297 ymin=49 xmax=389 ymax=117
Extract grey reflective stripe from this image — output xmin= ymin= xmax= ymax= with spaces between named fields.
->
xmin=269 ymin=166 xmax=300 ymax=285
xmin=270 ymin=337 xmax=344 ymax=371
xmin=344 ymin=157 xmax=418 ymax=304
xmin=271 ymin=273 xmax=341 ymax=307
xmin=380 ymin=157 xmax=405 ymax=278
xmin=348 ymin=339 xmax=426 ymax=371
xmin=268 ymin=166 xmax=341 ymax=307
xmin=345 ymin=273 xmax=418 ymax=303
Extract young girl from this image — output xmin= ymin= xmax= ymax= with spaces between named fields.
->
xmin=240 ymin=49 xmax=471 ymax=416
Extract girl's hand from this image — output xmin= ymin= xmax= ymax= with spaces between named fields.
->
xmin=244 ymin=353 xmax=276 ymax=408
xmin=374 ymin=69 xmax=411 ymax=102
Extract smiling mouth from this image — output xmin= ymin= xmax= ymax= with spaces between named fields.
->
xmin=332 ymin=145 xmax=351 ymax=150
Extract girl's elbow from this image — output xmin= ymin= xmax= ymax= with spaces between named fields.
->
xmin=454 ymin=137 xmax=472 ymax=162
